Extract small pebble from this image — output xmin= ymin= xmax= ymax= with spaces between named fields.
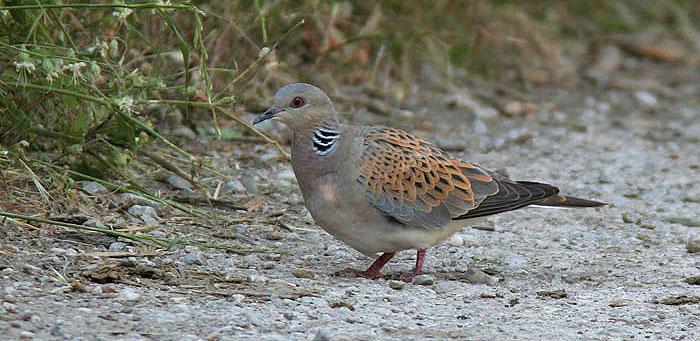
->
xmin=49 ymin=248 xmax=77 ymax=257
xmin=207 ymin=332 xmax=222 ymax=341
xmin=222 ymin=179 xmax=246 ymax=193
xmin=609 ymin=299 xmax=631 ymax=307
xmin=82 ymin=218 xmax=105 ymax=229
xmin=259 ymin=150 xmax=280 ymax=163
xmin=462 ymin=268 xmax=497 ymax=285
xmin=685 ymin=275 xmax=700 ymax=285
xmin=21 ymin=264 xmax=41 ymax=274
xmin=447 ymin=234 xmax=464 ymax=246
xmin=537 ymin=289 xmax=568 ymax=299
xmin=117 ymin=193 xmax=160 ymax=209
xmin=170 ymin=125 xmax=197 ymax=140
xmin=312 ymin=330 xmax=331 ymax=341
xmin=389 ymin=280 xmax=406 ymax=290
xmin=108 ymin=242 xmax=128 ymax=252
xmin=183 ymin=251 xmax=207 ymax=266
xmin=621 ymin=212 xmax=641 ymax=224
xmin=127 ymin=205 xmax=160 ymax=224
xmin=247 ymin=274 xmax=268 ymax=283
xmin=412 ymin=274 xmax=434 ymax=286
xmin=634 ymin=90 xmax=658 ymax=108
xmin=19 ymin=331 xmax=34 ymax=340
xmin=292 ymin=268 xmax=315 ymax=279
xmin=117 ymin=287 xmax=140 ymax=301
xmin=687 ymin=236 xmax=700 ymax=253
xmin=101 ymin=284 xmax=118 ymax=293
xmin=80 ymin=181 xmax=108 ymax=196
xmin=260 ymin=262 xmax=275 ymax=270
xmin=276 ymin=169 xmax=297 ymax=183
xmin=171 ymin=126 xmax=196 ymax=139
xmin=164 ymin=174 xmax=192 ymax=191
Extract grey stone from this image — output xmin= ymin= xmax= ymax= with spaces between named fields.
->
xmin=117 ymin=193 xmax=161 ymax=209
xmin=21 ymin=264 xmax=41 ymax=274
xmin=117 ymin=287 xmax=140 ymax=301
xmin=686 ymin=275 xmax=700 ymax=285
xmin=412 ymin=274 xmax=435 ymax=286
xmin=171 ymin=126 xmax=196 ymax=139
xmin=447 ymin=234 xmax=464 ymax=246
xmin=312 ymin=330 xmax=331 ymax=341
xmin=292 ymin=268 xmax=315 ymax=279
xmin=49 ymin=248 xmax=77 ymax=257
xmin=19 ymin=331 xmax=34 ymax=340
xmin=108 ymin=242 xmax=128 ymax=252
xmin=389 ymin=280 xmax=406 ymax=290
xmin=276 ymin=168 xmax=297 ymax=183
xmin=127 ymin=205 xmax=160 ymax=225
xmin=82 ymin=218 xmax=105 ymax=229
xmin=634 ymin=91 xmax=658 ymax=108
xmin=165 ymin=174 xmax=192 ymax=191
xmin=462 ymin=268 xmax=497 ymax=285
xmin=687 ymin=236 xmax=700 ymax=253
xmin=222 ymin=179 xmax=246 ymax=193
xmin=183 ymin=251 xmax=207 ymax=266
xmin=80 ymin=181 xmax=108 ymax=196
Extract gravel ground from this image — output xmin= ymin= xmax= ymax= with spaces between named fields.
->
xmin=2 ymin=63 xmax=700 ymax=340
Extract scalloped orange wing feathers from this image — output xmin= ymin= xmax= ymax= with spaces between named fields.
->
xmin=357 ymin=128 xmax=499 ymax=228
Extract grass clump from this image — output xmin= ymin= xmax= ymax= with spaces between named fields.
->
xmin=0 ymin=2 xmax=208 ymax=175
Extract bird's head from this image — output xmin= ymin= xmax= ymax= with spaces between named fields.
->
xmin=253 ymin=83 xmax=338 ymax=130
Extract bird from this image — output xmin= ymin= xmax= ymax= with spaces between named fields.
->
xmin=253 ymin=83 xmax=606 ymax=282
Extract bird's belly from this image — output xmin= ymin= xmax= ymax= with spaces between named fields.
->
xmin=299 ymin=174 xmax=471 ymax=256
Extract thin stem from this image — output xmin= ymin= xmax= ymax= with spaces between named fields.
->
xmin=26 ymin=157 xmax=211 ymax=219
xmin=9 ymin=82 xmax=194 ymax=159
xmin=216 ymin=19 xmax=304 ymax=98
xmin=254 ymin=0 xmax=269 ymax=44
xmin=0 ymin=210 xmax=168 ymax=246
xmin=0 ymin=3 xmax=197 ymax=11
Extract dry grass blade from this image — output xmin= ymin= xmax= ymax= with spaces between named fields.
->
xmin=17 ymin=158 xmax=52 ymax=204
xmin=0 ymin=210 xmax=274 ymax=255
xmin=0 ymin=210 xmax=168 ymax=246
xmin=215 ymin=106 xmax=291 ymax=160
xmin=217 ymin=19 xmax=305 ymax=97
xmin=140 ymin=150 xmax=198 ymax=189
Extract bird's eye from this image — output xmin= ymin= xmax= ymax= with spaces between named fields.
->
xmin=290 ymin=96 xmax=305 ymax=108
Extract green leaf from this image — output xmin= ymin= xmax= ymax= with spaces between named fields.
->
xmin=448 ymin=42 xmax=471 ymax=68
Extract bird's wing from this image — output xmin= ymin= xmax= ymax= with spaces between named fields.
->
xmin=357 ymin=127 xmax=499 ymax=228
xmin=454 ymin=176 xmax=560 ymax=219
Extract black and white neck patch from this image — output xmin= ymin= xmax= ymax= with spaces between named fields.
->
xmin=311 ymin=125 xmax=340 ymax=156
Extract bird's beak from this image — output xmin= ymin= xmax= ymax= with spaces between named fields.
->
xmin=253 ymin=106 xmax=283 ymax=125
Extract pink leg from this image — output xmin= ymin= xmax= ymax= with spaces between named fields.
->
xmin=338 ymin=252 xmax=396 ymax=279
xmin=401 ymin=249 xmax=426 ymax=282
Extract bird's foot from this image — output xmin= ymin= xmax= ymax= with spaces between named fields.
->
xmin=400 ymin=271 xmax=421 ymax=283
xmin=335 ymin=267 xmax=385 ymax=280
xmin=400 ymin=249 xmax=427 ymax=283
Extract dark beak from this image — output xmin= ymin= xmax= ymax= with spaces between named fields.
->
xmin=253 ymin=106 xmax=283 ymax=125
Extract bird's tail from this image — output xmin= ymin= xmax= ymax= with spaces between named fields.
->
xmin=534 ymin=194 xmax=607 ymax=208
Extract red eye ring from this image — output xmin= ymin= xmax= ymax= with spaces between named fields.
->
xmin=290 ymin=96 xmax=305 ymax=108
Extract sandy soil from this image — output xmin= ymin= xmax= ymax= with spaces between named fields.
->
xmin=1 ymin=62 xmax=699 ymax=340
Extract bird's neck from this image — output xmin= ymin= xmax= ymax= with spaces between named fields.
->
xmin=291 ymin=120 xmax=342 ymax=176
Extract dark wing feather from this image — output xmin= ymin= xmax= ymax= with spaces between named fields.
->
xmin=456 ymin=179 xmax=559 ymax=219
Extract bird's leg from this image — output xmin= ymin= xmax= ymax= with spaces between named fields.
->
xmin=362 ymin=252 xmax=396 ymax=278
xmin=337 ymin=252 xmax=396 ymax=279
xmin=401 ymin=249 xmax=426 ymax=283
